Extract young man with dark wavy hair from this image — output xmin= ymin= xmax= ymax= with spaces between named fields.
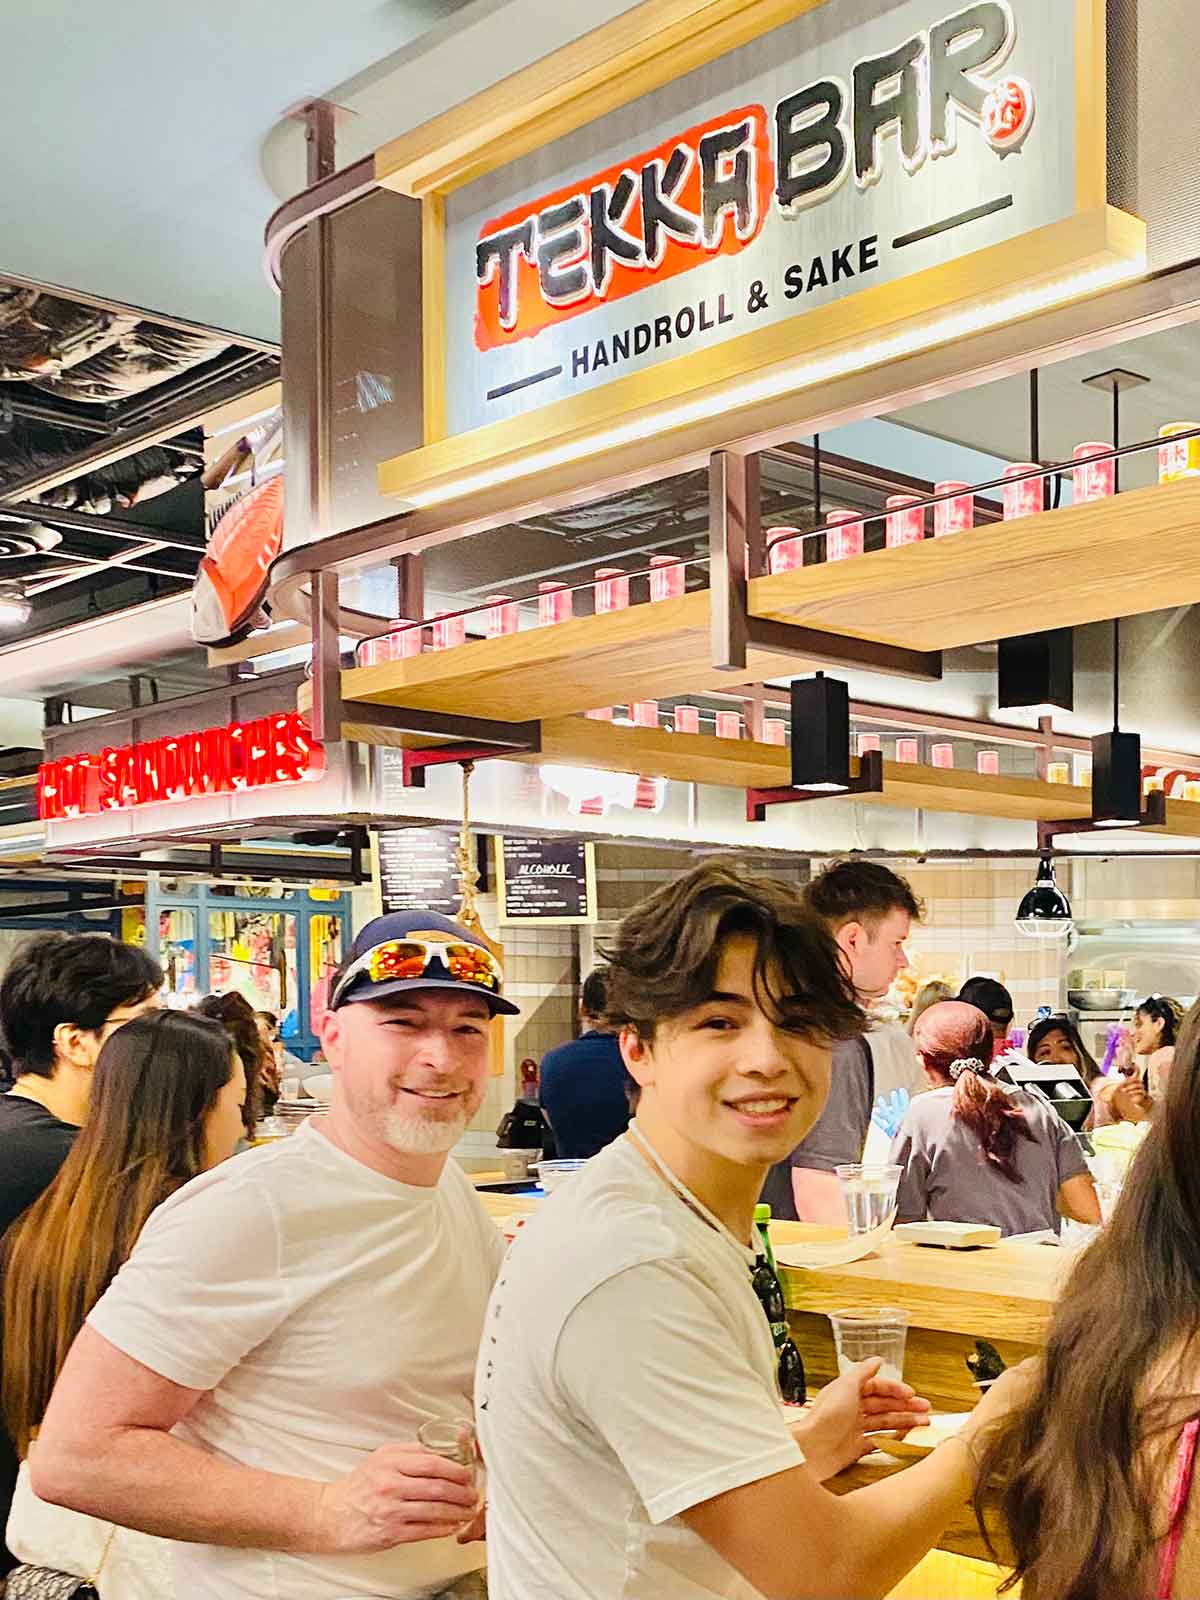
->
xmin=477 ymin=861 xmax=1018 ymax=1600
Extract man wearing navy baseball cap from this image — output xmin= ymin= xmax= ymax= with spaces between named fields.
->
xmin=35 ymin=908 xmax=516 ymax=1600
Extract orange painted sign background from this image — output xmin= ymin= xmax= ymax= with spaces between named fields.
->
xmin=475 ymin=105 xmax=773 ymax=350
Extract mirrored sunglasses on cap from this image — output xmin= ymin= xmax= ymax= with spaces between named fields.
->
xmin=331 ymin=935 xmax=504 ymax=1009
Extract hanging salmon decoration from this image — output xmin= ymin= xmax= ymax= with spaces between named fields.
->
xmin=191 ymin=476 xmax=283 ymax=647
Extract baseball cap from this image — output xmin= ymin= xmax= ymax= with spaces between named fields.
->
xmin=956 ymin=976 xmax=1014 ymax=1025
xmin=330 ymin=910 xmax=519 ymax=1016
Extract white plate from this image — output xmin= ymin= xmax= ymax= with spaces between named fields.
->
xmin=773 ymin=1223 xmax=893 ymax=1270
xmin=874 ymin=1412 xmax=972 ymax=1460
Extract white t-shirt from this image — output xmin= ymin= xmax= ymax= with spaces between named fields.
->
xmin=88 ymin=1118 xmax=506 ymax=1600
xmin=476 ymin=1133 xmax=804 ymax=1600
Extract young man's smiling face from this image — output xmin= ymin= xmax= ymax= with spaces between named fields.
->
xmin=622 ymin=931 xmax=834 ymax=1170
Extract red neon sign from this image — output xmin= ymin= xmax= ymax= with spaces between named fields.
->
xmin=38 ymin=712 xmax=325 ymax=821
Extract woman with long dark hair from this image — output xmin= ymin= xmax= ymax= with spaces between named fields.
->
xmin=889 ymin=1002 xmax=1100 ymax=1237
xmin=978 ymin=1004 xmax=1200 ymax=1598
xmin=195 ymin=990 xmax=269 ymax=1137
xmin=2 ymin=1011 xmax=245 ymax=1597
xmin=1132 ymin=993 xmax=1185 ymax=1097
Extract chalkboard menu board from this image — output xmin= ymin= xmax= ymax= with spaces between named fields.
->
xmin=375 ymin=826 xmax=462 ymax=917
xmin=496 ymin=836 xmax=597 ymax=925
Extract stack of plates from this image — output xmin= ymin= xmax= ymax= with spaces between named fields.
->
xmin=270 ymin=1097 xmax=321 ymax=1134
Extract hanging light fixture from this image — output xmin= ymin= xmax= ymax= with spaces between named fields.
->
xmin=790 ymin=673 xmax=850 ymax=792
xmin=1091 ymin=618 xmax=1142 ymax=827
xmin=997 ymin=629 xmax=1074 ymax=712
xmin=1015 ymin=854 xmax=1074 ymax=940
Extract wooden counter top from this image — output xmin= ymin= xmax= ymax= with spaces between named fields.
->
xmin=772 ymin=1224 xmax=1071 ymax=1346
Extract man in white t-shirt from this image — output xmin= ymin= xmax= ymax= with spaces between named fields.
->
xmin=477 ymin=862 xmax=1023 ymax=1600
xmin=30 ymin=909 xmax=519 ymax=1600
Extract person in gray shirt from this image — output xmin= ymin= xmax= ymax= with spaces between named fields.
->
xmin=761 ymin=860 xmax=923 ymax=1223
xmin=890 ymin=1002 xmax=1101 ymax=1237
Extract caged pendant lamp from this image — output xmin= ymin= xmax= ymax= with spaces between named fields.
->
xmin=1015 ymin=855 xmax=1074 ymax=941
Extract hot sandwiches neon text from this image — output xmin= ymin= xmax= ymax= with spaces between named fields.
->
xmin=38 ymin=712 xmax=324 ymax=820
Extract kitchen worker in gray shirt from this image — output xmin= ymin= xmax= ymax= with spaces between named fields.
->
xmin=761 ymin=860 xmax=924 ymax=1222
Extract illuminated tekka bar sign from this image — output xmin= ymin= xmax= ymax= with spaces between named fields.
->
xmin=476 ymin=3 xmax=1030 ymax=349
xmin=443 ymin=0 xmax=1080 ymax=434
xmin=38 ymin=712 xmax=324 ymax=820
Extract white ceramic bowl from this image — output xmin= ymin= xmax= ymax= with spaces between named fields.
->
xmin=303 ymin=1074 xmax=333 ymax=1103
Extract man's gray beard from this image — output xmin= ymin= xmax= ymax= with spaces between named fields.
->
xmin=381 ymin=1105 xmax=471 ymax=1154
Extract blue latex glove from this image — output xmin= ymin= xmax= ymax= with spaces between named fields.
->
xmin=871 ymin=1087 xmax=910 ymax=1139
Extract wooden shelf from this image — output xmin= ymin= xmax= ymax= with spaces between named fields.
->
xmin=324 ymin=591 xmax=834 ymax=727
xmin=749 ymin=477 xmax=1200 ymax=653
xmin=520 ymin=720 xmax=1200 ymax=833
xmin=523 ymin=719 xmax=1100 ymax=823
xmin=309 ymin=479 xmax=1200 ymax=741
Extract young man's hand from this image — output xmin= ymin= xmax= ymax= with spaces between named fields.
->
xmin=312 ymin=1444 xmax=479 ymax=1553
xmin=789 ymin=1358 xmax=931 ymax=1481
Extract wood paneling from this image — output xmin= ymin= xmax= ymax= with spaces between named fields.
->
xmin=323 ymin=592 xmax=814 ymax=722
xmin=772 ymin=1229 xmax=1068 ymax=1345
xmin=374 ymin=0 xmax=831 ymax=198
xmin=793 ymin=1313 xmax=1039 ymax=1413
xmin=522 ymin=720 xmax=1100 ymax=823
xmin=750 ymin=476 xmax=1200 ymax=651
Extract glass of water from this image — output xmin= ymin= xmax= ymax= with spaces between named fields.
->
xmin=418 ymin=1418 xmax=477 ymax=1468
xmin=828 ymin=1306 xmax=909 ymax=1384
xmin=417 ymin=1418 xmax=482 ymax=1517
xmin=834 ymin=1163 xmax=901 ymax=1235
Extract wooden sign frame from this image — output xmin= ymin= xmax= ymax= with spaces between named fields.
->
xmin=375 ymin=0 xmax=1140 ymax=512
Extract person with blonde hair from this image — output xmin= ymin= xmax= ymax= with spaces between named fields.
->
xmin=905 ymin=979 xmax=954 ymax=1036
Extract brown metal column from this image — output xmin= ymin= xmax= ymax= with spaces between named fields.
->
xmin=710 ymin=450 xmax=761 ymax=673
xmin=309 ymin=569 xmax=343 ymax=744
xmin=394 ymin=553 xmax=425 ymax=623
xmin=301 ymin=100 xmax=338 ymax=186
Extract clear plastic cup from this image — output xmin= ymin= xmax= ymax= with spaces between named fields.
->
xmin=834 ymin=1163 xmax=901 ymax=1235
xmin=829 ymin=1307 xmax=909 ymax=1383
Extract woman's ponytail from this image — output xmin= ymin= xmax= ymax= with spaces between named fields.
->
xmin=913 ymin=1002 xmax=1036 ymax=1186
xmin=950 ymin=1063 xmax=1035 ymax=1184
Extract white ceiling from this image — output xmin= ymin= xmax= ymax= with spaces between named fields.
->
xmin=892 ymin=322 xmax=1200 ymax=493
xmin=1 ymin=0 xmax=642 ymax=344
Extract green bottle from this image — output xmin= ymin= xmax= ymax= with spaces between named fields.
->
xmin=754 ymin=1202 xmax=778 ymax=1274
xmin=753 ymin=1203 xmax=806 ymax=1404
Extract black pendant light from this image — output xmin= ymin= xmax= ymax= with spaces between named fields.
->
xmin=997 ymin=629 xmax=1074 ymax=712
xmin=1015 ymin=854 xmax=1074 ymax=940
xmin=790 ymin=673 xmax=850 ymax=792
xmin=1091 ymin=618 xmax=1142 ymax=828
xmin=997 ymin=371 xmax=1075 ymax=715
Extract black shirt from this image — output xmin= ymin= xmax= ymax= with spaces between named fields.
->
xmin=539 ymin=1031 xmax=632 ymax=1159
xmin=0 ymin=1093 xmax=79 ymax=1573
xmin=0 ymin=1094 xmax=78 ymax=1236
